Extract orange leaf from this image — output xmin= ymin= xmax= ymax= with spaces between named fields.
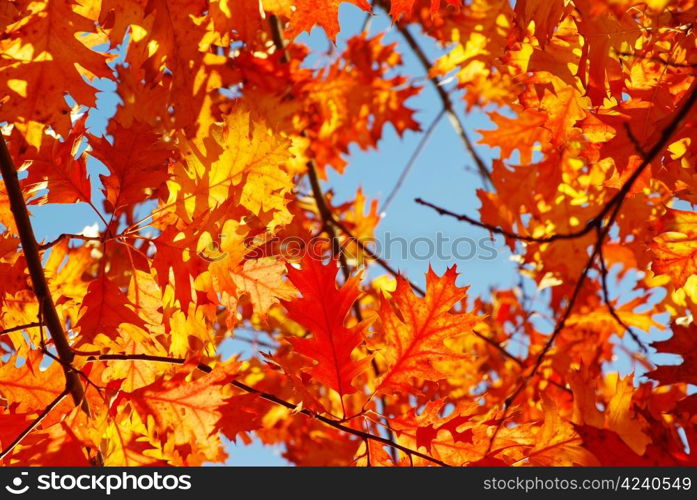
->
xmin=650 ymin=209 xmax=697 ymax=287
xmin=117 ymin=367 xmax=234 ymax=460
xmin=285 ymin=0 xmax=370 ymax=40
xmin=390 ymin=0 xmax=461 ymax=20
xmin=0 ymin=356 xmax=64 ymax=413
xmin=282 ymin=256 xmax=370 ymax=398
xmin=90 ymin=119 xmax=171 ymax=216
xmin=648 ymin=323 xmax=697 ymax=387
xmin=478 ymin=109 xmax=549 ymax=164
xmin=376 ymin=266 xmax=478 ymax=392
xmin=0 ymin=0 xmax=110 ymax=136
xmin=75 ymin=275 xmax=145 ymax=343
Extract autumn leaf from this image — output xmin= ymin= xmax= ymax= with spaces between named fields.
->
xmin=285 ymin=0 xmax=371 ymax=40
xmin=478 ymin=109 xmax=550 ymax=164
xmin=0 ymin=356 xmax=64 ymax=413
xmin=375 ymin=266 xmax=478 ymax=392
xmin=75 ymin=275 xmax=145 ymax=343
xmin=231 ymin=258 xmax=297 ymax=314
xmin=0 ymin=0 xmax=110 ymax=136
xmin=20 ymin=119 xmax=92 ymax=204
xmin=89 ymin=119 xmax=172 ymax=216
xmin=648 ymin=323 xmax=697 ymax=387
xmin=650 ymin=209 xmax=697 ymax=288
xmin=115 ymin=366 xmax=235 ymax=461
xmin=0 ymin=0 xmax=696 ymax=468
xmin=282 ymin=256 xmax=370 ymax=400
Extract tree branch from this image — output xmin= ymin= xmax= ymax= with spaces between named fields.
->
xmin=485 ymin=80 xmax=697 ymax=454
xmin=272 ymin=12 xmax=405 ymax=454
xmin=82 ymin=352 xmax=450 ymax=466
xmin=415 ymin=197 xmax=602 ymax=243
xmin=383 ymin=109 xmax=445 ymax=212
xmin=267 ymin=14 xmax=425 ymax=297
xmin=330 ymin=216 xmax=426 ymax=296
xmin=0 ymin=321 xmax=42 ymax=337
xmin=393 ymin=22 xmax=492 ymax=186
xmin=38 ymin=233 xmax=102 ymax=250
xmin=0 ymin=134 xmax=89 ymax=414
xmin=597 ymin=233 xmax=648 ymax=353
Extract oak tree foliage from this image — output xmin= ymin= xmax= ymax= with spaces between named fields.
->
xmin=1 ymin=0 xmax=697 ymax=466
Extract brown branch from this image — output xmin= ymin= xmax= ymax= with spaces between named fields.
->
xmin=233 ymin=335 xmax=277 ymax=350
xmin=623 ymin=123 xmax=647 ymax=158
xmin=38 ymin=233 xmax=102 ymax=250
xmin=268 ymin=14 xmax=289 ymax=64
xmin=394 ymin=23 xmax=492 ymax=186
xmin=472 ymin=329 xmax=571 ymax=394
xmin=0 ymin=134 xmax=89 ymax=414
xmin=82 ymin=352 xmax=450 ymax=466
xmin=266 ymin=15 xmax=425 ymax=297
xmin=0 ymin=321 xmax=42 ymax=337
xmin=306 ymin=159 xmax=355 ymax=281
xmin=415 ymin=197 xmax=602 ymax=243
xmin=0 ymin=390 xmax=68 ymax=462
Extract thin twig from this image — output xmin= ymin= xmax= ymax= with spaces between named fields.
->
xmin=383 ymin=109 xmax=445 ymax=212
xmin=0 ymin=321 xmax=42 ymax=337
xmin=616 ymin=51 xmax=697 ymax=68
xmin=234 ymin=335 xmax=277 ymax=350
xmin=472 ymin=329 xmax=571 ymax=394
xmin=306 ymin=160 xmax=354 ymax=279
xmin=82 ymin=352 xmax=450 ymax=466
xmin=270 ymin=14 xmax=403 ymax=449
xmin=361 ymin=10 xmax=374 ymax=33
xmin=415 ymin=197 xmax=601 ymax=243
xmin=394 ymin=22 xmax=492 ymax=186
xmin=596 ymin=231 xmax=648 ymax=352
xmin=623 ymin=123 xmax=647 ymax=158
xmin=472 ymin=329 xmax=523 ymax=366
xmin=0 ymin=390 xmax=68 ymax=462
xmin=331 ymin=216 xmax=426 ymax=296
xmin=38 ymin=233 xmax=102 ymax=250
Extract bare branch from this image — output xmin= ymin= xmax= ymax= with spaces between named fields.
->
xmin=233 ymin=335 xmax=277 ymax=350
xmin=38 ymin=233 xmax=102 ymax=250
xmin=485 ymin=81 xmax=697 ymax=454
xmin=597 ymin=232 xmax=649 ymax=353
xmin=383 ymin=109 xmax=445 ymax=212
xmin=415 ymin=197 xmax=600 ymax=243
xmin=394 ymin=23 xmax=492 ymax=186
xmin=616 ymin=51 xmax=697 ymax=68
xmin=624 ymin=123 xmax=647 ymax=158
xmin=330 ymin=216 xmax=426 ymax=296
xmin=267 ymin=14 xmax=425 ymax=297
xmin=472 ymin=329 xmax=524 ymax=366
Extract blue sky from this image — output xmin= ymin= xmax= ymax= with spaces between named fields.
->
xmin=25 ymin=5 xmax=666 ymax=466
